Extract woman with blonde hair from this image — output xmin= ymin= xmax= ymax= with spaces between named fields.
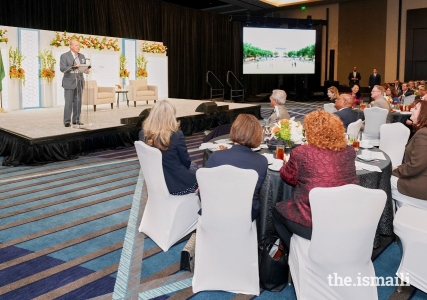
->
xmin=139 ymin=99 xmax=198 ymax=195
xmin=272 ymin=110 xmax=359 ymax=248
xmin=327 ymin=86 xmax=339 ymax=103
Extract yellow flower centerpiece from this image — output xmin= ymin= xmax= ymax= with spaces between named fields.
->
xmin=50 ymin=31 xmax=120 ymax=51
xmin=38 ymin=49 xmax=56 ymax=83
xmin=270 ymin=118 xmax=304 ymax=148
xmin=9 ymin=47 xmax=25 ymax=84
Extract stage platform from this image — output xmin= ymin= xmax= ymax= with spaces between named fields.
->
xmin=0 ymin=99 xmax=260 ymax=166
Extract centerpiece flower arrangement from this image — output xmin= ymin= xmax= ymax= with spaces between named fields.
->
xmin=38 ymin=49 xmax=56 ymax=83
xmin=0 ymin=29 xmax=8 ymax=44
xmin=136 ymin=54 xmax=148 ymax=78
xmin=50 ymin=31 xmax=120 ymax=51
xmin=9 ymin=47 xmax=25 ymax=84
xmin=119 ymin=55 xmax=130 ymax=78
xmin=270 ymin=117 xmax=304 ymax=147
xmin=142 ymin=42 xmax=167 ymax=54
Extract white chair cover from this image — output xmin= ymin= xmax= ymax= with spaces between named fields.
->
xmin=192 ymin=165 xmax=259 ymax=296
xmin=135 ymin=141 xmax=200 ymax=252
xmin=391 ymin=176 xmax=427 ymax=210
xmin=379 ymin=123 xmax=410 ymax=167
xmin=289 ymin=184 xmax=386 ymax=300
xmin=403 ymin=95 xmax=415 ymax=105
xmin=347 ymin=119 xmax=363 ymax=136
xmin=362 ymin=107 xmax=389 ymax=146
xmin=324 ymin=103 xmax=337 ymax=113
xmin=394 ymin=205 xmax=427 ymax=293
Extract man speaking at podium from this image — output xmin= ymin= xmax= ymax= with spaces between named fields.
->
xmin=60 ymin=39 xmax=87 ymax=127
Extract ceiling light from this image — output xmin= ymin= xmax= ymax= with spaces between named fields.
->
xmin=259 ymin=0 xmax=320 ymax=7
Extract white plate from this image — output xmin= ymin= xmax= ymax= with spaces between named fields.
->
xmin=208 ymin=144 xmax=232 ymax=151
xmin=268 ymin=165 xmax=282 ymax=171
xmin=360 ymin=145 xmax=373 ymax=149
xmin=252 ymin=147 xmax=261 ymax=152
xmin=260 ymin=144 xmax=269 ymax=149
xmin=400 ymin=111 xmax=412 ymax=115
xmin=357 ymin=155 xmax=375 ymax=162
xmin=214 ymin=138 xmax=233 ymax=144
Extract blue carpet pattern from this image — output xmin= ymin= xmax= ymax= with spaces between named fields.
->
xmin=1 ymin=102 xmax=426 ymax=299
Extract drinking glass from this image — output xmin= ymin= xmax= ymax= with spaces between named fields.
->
xmin=349 ymin=134 xmax=360 ymax=151
xmin=276 ymin=145 xmax=285 ymax=160
xmin=360 ymin=103 xmax=366 ymax=111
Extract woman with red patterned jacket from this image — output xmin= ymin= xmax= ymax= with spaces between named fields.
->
xmin=272 ymin=110 xmax=359 ymax=249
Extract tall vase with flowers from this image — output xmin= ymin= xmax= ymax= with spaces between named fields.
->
xmin=136 ymin=54 xmax=148 ymax=79
xmin=268 ymin=118 xmax=304 ymax=151
xmin=38 ymin=49 xmax=56 ymax=83
xmin=119 ymin=55 xmax=130 ymax=78
xmin=9 ymin=47 xmax=25 ymax=85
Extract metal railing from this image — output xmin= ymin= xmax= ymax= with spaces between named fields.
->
xmin=206 ymin=71 xmax=224 ymax=101
xmin=226 ymin=71 xmax=244 ymax=102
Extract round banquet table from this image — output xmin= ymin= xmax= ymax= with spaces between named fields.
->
xmin=203 ymin=135 xmax=393 ymax=249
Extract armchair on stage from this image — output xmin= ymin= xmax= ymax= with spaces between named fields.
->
xmin=82 ymin=80 xmax=115 ymax=112
xmin=126 ymin=79 xmax=158 ymax=106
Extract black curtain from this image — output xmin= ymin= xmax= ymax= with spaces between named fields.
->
xmin=0 ymin=0 xmax=286 ymax=99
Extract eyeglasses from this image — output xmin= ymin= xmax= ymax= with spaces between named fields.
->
xmin=372 ymin=90 xmax=381 ymax=93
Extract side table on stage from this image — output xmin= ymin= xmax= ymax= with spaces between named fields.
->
xmin=115 ymin=90 xmax=129 ymax=108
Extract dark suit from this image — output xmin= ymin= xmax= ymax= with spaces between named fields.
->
xmin=399 ymin=89 xmax=414 ymax=98
xmin=392 ymin=127 xmax=427 ymax=200
xmin=205 ymin=144 xmax=268 ymax=221
xmin=348 ymin=71 xmax=361 ymax=87
xmin=60 ymin=51 xmax=86 ymax=124
xmin=334 ymin=107 xmax=358 ymax=129
xmin=139 ymin=130 xmax=197 ymax=194
xmin=368 ymin=73 xmax=381 ymax=88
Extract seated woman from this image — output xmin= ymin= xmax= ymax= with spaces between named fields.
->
xmin=391 ymin=100 xmax=427 ymax=209
xmin=266 ymin=89 xmax=290 ymax=127
xmin=139 ymin=99 xmax=198 ymax=195
xmin=205 ymin=114 xmax=268 ymax=221
xmin=272 ymin=110 xmax=359 ymax=248
xmin=327 ymin=86 xmax=339 ymax=103
xmin=349 ymin=84 xmax=363 ymax=106
xmin=385 ymin=86 xmax=399 ymax=105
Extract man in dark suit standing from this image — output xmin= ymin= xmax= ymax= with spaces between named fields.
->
xmin=60 ymin=39 xmax=88 ymax=127
xmin=368 ymin=69 xmax=381 ymax=91
xmin=334 ymin=93 xmax=358 ymax=128
xmin=348 ymin=66 xmax=361 ymax=87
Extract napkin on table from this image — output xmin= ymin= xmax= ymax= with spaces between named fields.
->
xmin=355 ymin=161 xmax=382 ymax=172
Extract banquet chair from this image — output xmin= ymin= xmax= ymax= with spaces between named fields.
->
xmin=394 ymin=205 xmax=427 ymax=293
xmin=324 ymin=103 xmax=337 ymax=113
xmin=134 ymin=141 xmax=200 ymax=252
xmin=125 ymin=79 xmax=158 ymax=106
xmin=403 ymin=95 xmax=416 ymax=105
xmin=289 ymin=184 xmax=386 ymax=300
xmin=379 ymin=123 xmax=410 ymax=167
xmin=347 ymin=119 xmax=363 ymax=136
xmin=81 ymin=80 xmax=115 ymax=111
xmin=192 ymin=165 xmax=259 ymax=296
xmin=362 ymin=107 xmax=389 ymax=146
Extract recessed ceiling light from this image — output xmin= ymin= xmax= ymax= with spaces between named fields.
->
xmin=259 ymin=0 xmax=321 ymax=7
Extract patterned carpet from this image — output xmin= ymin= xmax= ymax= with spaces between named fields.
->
xmin=1 ymin=101 xmax=426 ymax=299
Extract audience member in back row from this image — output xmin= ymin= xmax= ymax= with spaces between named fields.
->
xmin=415 ymin=84 xmax=426 ymax=100
xmin=385 ymin=86 xmax=399 ymax=104
xmin=371 ymin=85 xmax=391 ymax=112
xmin=334 ymin=93 xmax=358 ymax=129
xmin=391 ymin=100 xmax=427 ymax=206
xmin=272 ymin=110 xmax=359 ymax=248
xmin=349 ymin=84 xmax=364 ymax=106
xmin=266 ymin=89 xmax=290 ymax=127
xmin=327 ymin=86 xmax=339 ymax=103
xmin=139 ymin=99 xmax=198 ymax=195
xmin=205 ymin=114 xmax=268 ymax=221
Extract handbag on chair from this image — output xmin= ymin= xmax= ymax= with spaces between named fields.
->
xmin=258 ymin=235 xmax=289 ymax=292
xmin=180 ymin=233 xmax=196 ymax=272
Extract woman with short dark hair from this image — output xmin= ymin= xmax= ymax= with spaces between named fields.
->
xmin=205 ymin=114 xmax=268 ymax=221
